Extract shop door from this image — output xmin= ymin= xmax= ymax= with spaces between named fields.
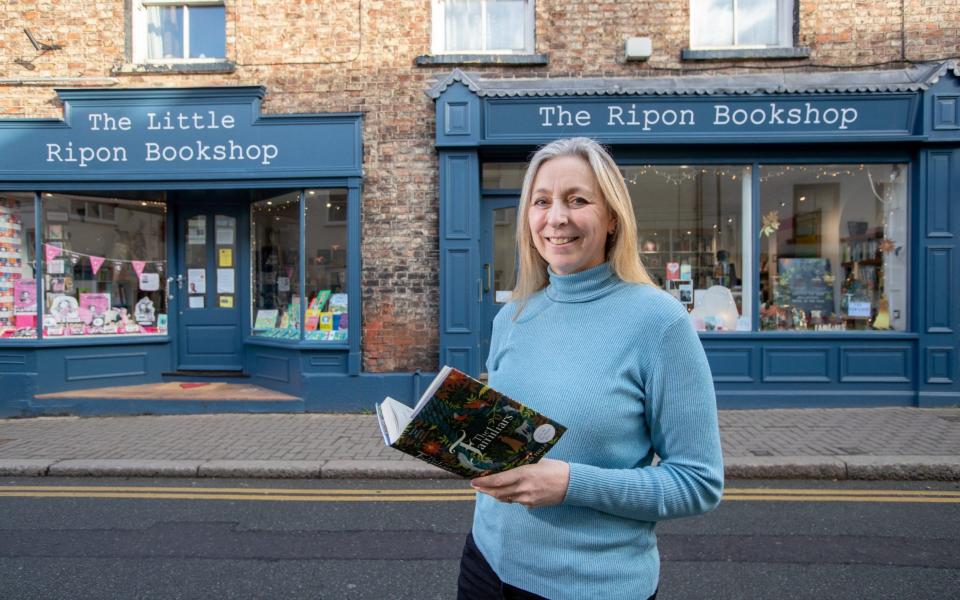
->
xmin=480 ymin=197 xmax=519 ymax=373
xmin=176 ymin=200 xmax=243 ymax=371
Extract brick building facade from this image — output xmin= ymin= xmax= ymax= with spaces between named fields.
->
xmin=1 ymin=1 xmax=959 ymax=413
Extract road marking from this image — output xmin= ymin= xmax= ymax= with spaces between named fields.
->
xmin=0 ymin=485 xmax=957 ymax=503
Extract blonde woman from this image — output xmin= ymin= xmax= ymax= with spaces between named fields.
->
xmin=459 ymin=138 xmax=724 ymax=600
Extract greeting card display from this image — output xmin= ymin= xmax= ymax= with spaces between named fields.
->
xmin=13 ymin=279 xmax=36 ymax=313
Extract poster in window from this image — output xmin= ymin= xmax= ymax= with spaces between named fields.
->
xmin=774 ymin=258 xmax=834 ymax=316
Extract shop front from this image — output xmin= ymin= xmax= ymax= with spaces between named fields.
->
xmin=430 ymin=62 xmax=960 ymax=408
xmin=0 ymin=86 xmax=403 ymax=416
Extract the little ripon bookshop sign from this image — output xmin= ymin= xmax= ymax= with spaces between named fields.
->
xmin=0 ymin=90 xmax=360 ymax=180
xmin=484 ymin=96 xmax=917 ymax=139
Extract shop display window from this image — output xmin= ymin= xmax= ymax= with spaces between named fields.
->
xmin=758 ymin=164 xmax=908 ymax=332
xmin=0 ymin=193 xmax=37 ymax=339
xmin=624 ymin=166 xmax=752 ymax=332
xmin=304 ymin=189 xmax=349 ymax=341
xmin=251 ymin=191 xmax=301 ymax=339
xmin=39 ymin=192 xmax=167 ymax=337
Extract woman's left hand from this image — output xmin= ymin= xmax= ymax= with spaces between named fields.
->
xmin=470 ymin=458 xmax=570 ymax=509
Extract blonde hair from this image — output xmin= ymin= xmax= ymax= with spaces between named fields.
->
xmin=512 ymin=137 xmax=654 ymax=313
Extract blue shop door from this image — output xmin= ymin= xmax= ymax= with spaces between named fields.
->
xmin=480 ymin=197 xmax=518 ymax=375
xmin=176 ymin=203 xmax=243 ymax=371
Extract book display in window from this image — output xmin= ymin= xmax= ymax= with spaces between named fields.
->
xmin=0 ymin=198 xmax=29 ymax=337
xmin=839 ymin=225 xmax=885 ymax=330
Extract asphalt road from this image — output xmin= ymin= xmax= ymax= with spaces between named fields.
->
xmin=0 ymin=478 xmax=957 ymax=599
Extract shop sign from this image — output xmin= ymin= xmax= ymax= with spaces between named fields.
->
xmin=0 ymin=88 xmax=361 ymax=181
xmin=484 ymin=95 xmax=918 ymax=142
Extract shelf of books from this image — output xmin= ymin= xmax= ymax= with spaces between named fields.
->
xmin=0 ymin=198 xmax=34 ymax=338
xmin=252 ymin=290 xmax=348 ymax=341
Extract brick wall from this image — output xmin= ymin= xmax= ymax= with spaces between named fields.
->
xmin=1 ymin=1 xmax=957 ymax=372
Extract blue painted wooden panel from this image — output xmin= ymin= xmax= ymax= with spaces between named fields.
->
xmin=436 ymin=82 xmax=481 ymax=146
xmin=185 ymin=325 xmax=241 ymax=354
xmin=933 ymin=95 xmax=960 ymax=130
xmin=444 ymin=249 xmax=471 ymax=333
xmin=64 ymin=352 xmax=148 ymax=381
xmin=762 ymin=347 xmax=832 ymax=382
xmin=252 ymin=353 xmax=290 ymax=383
xmin=445 ymin=102 xmax=472 ymax=136
xmin=927 ymin=152 xmax=952 ymax=237
xmin=444 ymin=347 xmax=472 ymax=373
xmin=0 ymin=353 xmax=28 ymax=371
xmin=306 ymin=352 xmax=348 ymax=374
xmin=840 ymin=346 xmax=912 ymax=383
xmin=925 ymin=247 xmax=953 ymax=333
xmin=925 ymin=347 xmax=955 ymax=384
xmin=443 ymin=154 xmax=474 ymax=239
xmin=704 ymin=348 xmax=754 ymax=383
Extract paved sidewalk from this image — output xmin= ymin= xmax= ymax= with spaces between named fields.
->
xmin=0 ymin=408 xmax=959 ymax=480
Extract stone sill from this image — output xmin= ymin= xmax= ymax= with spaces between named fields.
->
xmin=415 ymin=54 xmax=548 ymax=66
xmin=681 ymin=47 xmax=811 ymax=61
xmin=111 ymin=61 xmax=237 ymax=75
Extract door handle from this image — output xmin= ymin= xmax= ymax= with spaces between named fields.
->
xmin=483 ymin=263 xmax=491 ymax=293
xmin=477 ymin=279 xmax=483 ymax=303
xmin=176 ymin=274 xmax=184 ymax=290
xmin=166 ymin=276 xmax=176 ymax=301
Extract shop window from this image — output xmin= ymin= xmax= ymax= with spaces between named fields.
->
xmin=39 ymin=193 xmax=167 ymax=338
xmin=482 ymin=162 xmax=526 ymax=189
xmin=432 ymin=0 xmax=535 ymax=54
xmin=304 ymin=189 xmax=349 ymax=341
xmin=690 ymin=0 xmax=794 ymax=49
xmin=624 ymin=166 xmax=753 ymax=333
xmin=0 ymin=193 xmax=37 ymax=339
xmin=758 ymin=164 xmax=908 ymax=332
xmin=251 ymin=191 xmax=301 ymax=339
xmin=133 ymin=0 xmax=226 ymax=63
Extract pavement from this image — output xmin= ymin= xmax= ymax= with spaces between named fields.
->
xmin=0 ymin=407 xmax=959 ymax=480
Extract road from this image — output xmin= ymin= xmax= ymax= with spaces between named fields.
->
xmin=1 ymin=479 xmax=958 ymax=599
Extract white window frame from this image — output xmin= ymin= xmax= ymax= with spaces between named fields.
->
xmin=132 ymin=0 xmax=225 ymax=64
xmin=431 ymin=0 xmax=535 ymax=55
xmin=689 ymin=0 xmax=794 ymax=50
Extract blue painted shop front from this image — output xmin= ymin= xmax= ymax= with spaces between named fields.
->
xmin=0 ymin=87 xmax=419 ymax=416
xmin=430 ymin=63 xmax=960 ymax=408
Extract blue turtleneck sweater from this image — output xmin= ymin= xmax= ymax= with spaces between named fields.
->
xmin=472 ymin=262 xmax=723 ymax=600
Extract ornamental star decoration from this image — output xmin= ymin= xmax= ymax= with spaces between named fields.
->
xmin=760 ymin=211 xmax=781 ymax=237
xmin=880 ymin=239 xmax=896 ymax=253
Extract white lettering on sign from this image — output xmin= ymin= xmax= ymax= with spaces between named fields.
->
xmin=539 ymin=105 xmax=592 ymax=127
xmin=714 ymin=103 xmax=858 ymax=130
xmin=44 ymin=109 xmax=278 ymax=168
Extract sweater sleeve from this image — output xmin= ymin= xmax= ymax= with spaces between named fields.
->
xmin=561 ymin=314 xmax=724 ymax=521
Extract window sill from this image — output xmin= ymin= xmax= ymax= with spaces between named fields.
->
xmin=415 ymin=53 xmax=548 ymax=66
xmin=681 ymin=47 xmax=811 ymax=61
xmin=0 ymin=335 xmax=170 ymax=348
xmin=112 ymin=61 xmax=236 ymax=75
xmin=245 ymin=336 xmax=350 ymax=350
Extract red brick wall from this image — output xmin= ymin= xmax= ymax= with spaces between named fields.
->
xmin=1 ymin=1 xmax=957 ymax=372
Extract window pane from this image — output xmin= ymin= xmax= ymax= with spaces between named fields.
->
xmin=188 ymin=5 xmax=226 ymax=58
xmin=304 ymin=189 xmax=349 ymax=342
xmin=251 ymin=191 xmax=301 ymax=339
xmin=492 ymin=206 xmax=516 ymax=304
xmin=0 ymin=193 xmax=37 ymax=339
xmin=214 ymin=215 xmax=236 ymax=309
xmin=759 ymin=164 xmax=908 ymax=332
xmin=624 ymin=166 xmax=751 ymax=332
xmin=486 ymin=0 xmax=526 ymax=51
xmin=146 ymin=5 xmax=184 ymax=59
xmin=482 ymin=162 xmax=526 ymax=189
xmin=41 ymin=193 xmax=167 ymax=337
xmin=184 ymin=215 xmax=206 ymax=304
xmin=737 ymin=0 xmax=778 ymax=46
xmin=444 ymin=0 xmax=482 ymax=51
xmin=691 ymin=0 xmax=734 ymax=47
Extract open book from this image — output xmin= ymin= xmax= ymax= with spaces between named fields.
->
xmin=375 ymin=366 xmax=566 ymax=478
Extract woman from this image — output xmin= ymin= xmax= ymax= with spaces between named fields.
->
xmin=458 ymin=138 xmax=724 ymax=600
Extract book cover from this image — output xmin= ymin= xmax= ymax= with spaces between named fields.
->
xmin=375 ymin=366 xmax=566 ymax=478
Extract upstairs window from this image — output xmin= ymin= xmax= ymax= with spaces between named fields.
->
xmin=133 ymin=0 xmax=226 ymax=63
xmin=432 ymin=0 xmax=535 ymax=54
xmin=690 ymin=0 xmax=793 ymax=49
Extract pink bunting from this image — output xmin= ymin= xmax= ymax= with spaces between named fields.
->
xmin=44 ymin=244 xmax=62 ymax=262
xmin=89 ymin=255 xmax=105 ymax=275
xmin=132 ymin=260 xmax=146 ymax=279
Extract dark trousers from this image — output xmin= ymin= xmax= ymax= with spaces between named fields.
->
xmin=457 ymin=533 xmax=658 ymax=600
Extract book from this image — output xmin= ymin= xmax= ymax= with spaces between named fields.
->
xmin=375 ymin=366 xmax=566 ymax=478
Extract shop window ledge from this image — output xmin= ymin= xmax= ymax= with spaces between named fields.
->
xmin=415 ymin=54 xmax=548 ymax=66
xmin=111 ymin=61 xmax=236 ymax=75
xmin=681 ymin=47 xmax=811 ymax=61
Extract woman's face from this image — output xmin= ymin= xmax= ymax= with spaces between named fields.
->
xmin=528 ymin=155 xmax=616 ymax=275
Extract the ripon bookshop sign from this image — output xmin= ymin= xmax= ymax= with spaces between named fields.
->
xmin=0 ymin=89 xmax=360 ymax=181
xmin=483 ymin=96 xmax=918 ymax=140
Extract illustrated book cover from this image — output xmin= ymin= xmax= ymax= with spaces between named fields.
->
xmin=375 ymin=366 xmax=566 ymax=478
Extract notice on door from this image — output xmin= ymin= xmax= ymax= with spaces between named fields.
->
xmin=188 ymin=269 xmax=206 ymax=294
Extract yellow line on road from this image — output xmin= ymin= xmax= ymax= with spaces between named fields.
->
xmin=723 ymin=495 xmax=960 ymax=503
xmin=725 ymin=488 xmax=960 ymax=497
xmin=0 ymin=485 xmax=475 ymax=496
xmin=0 ymin=491 xmax=475 ymax=502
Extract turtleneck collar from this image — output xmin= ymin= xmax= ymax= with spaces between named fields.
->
xmin=544 ymin=262 xmax=621 ymax=303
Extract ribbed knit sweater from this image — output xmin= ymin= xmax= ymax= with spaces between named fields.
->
xmin=472 ymin=262 xmax=724 ymax=600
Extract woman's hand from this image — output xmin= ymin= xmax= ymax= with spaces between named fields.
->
xmin=470 ymin=458 xmax=570 ymax=509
